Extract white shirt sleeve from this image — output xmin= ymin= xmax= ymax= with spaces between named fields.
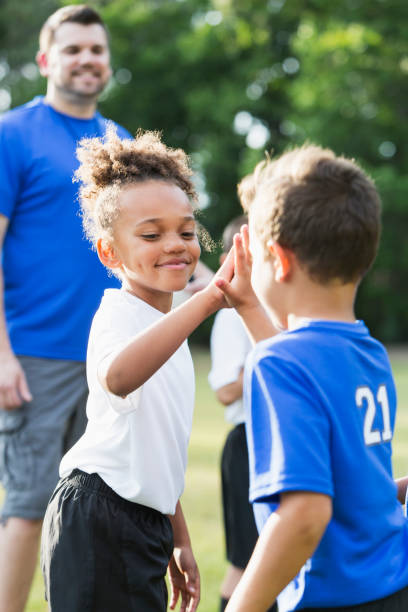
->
xmin=208 ymin=309 xmax=251 ymax=391
xmin=89 ymin=305 xmax=141 ymax=414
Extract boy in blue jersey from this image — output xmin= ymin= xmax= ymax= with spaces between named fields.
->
xmin=215 ymin=145 xmax=408 ymax=611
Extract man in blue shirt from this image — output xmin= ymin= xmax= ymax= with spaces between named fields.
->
xmin=215 ymin=145 xmax=408 ymax=611
xmin=0 ymin=6 xmax=130 ymax=610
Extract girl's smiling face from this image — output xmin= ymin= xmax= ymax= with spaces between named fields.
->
xmin=103 ymin=180 xmax=200 ymax=312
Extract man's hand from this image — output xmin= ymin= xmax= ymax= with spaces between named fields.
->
xmin=168 ymin=545 xmax=200 ymax=612
xmin=0 ymin=351 xmax=32 ymax=410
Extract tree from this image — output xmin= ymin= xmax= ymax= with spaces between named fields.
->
xmin=2 ymin=0 xmax=407 ymax=341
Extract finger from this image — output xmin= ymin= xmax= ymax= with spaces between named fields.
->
xmin=5 ymin=387 xmax=22 ymax=410
xmin=169 ymin=586 xmax=179 ymax=610
xmin=233 ymin=233 xmax=247 ymax=275
xmin=214 ymin=277 xmax=231 ymax=297
xmin=187 ymin=590 xmax=200 ymax=612
xmin=184 ymin=572 xmax=198 ymax=597
xmin=218 ymin=244 xmax=235 ymax=280
xmin=184 ymin=569 xmax=200 ymax=612
xmin=241 ymin=224 xmax=252 ymax=264
xmin=179 ymin=588 xmax=188 ymax=612
xmin=18 ymin=374 xmax=33 ymax=403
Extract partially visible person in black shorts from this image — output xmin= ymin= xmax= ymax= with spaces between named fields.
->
xmin=209 ymin=215 xmax=277 ymax=612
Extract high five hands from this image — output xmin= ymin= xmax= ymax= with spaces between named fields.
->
xmin=214 ymin=225 xmax=277 ymax=343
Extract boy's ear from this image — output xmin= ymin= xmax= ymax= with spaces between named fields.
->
xmin=267 ymin=240 xmax=291 ymax=282
xmin=97 ymin=238 xmax=122 ymax=270
xmin=36 ymin=51 xmax=49 ymax=77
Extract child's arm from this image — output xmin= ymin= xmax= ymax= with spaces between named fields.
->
xmin=216 ymin=369 xmax=244 ymax=405
xmin=100 ymin=253 xmax=235 ymax=398
xmin=215 ymin=226 xmax=277 ymax=344
xmin=395 ymin=476 xmax=408 ymax=504
xmin=168 ymin=501 xmax=200 ymax=612
xmin=226 ymin=491 xmax=332 ymax=612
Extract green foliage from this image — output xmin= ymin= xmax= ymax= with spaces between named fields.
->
xmin=1 ymin=0 xmax=407 ymax=341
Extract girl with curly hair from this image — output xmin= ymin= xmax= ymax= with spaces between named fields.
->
xmin=40 ymin=127 xmax=234 ymax=612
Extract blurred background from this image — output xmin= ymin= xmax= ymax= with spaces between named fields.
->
xmin=2 ymin=2 xmax=408 ymax=610
xmin=2 ymin=0 xmax=407 ymax=344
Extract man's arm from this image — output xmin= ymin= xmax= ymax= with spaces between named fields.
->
xmin=226 ymin=491 xmax=332 ymax=612
xmin=168 ymin=500 xmax=200 ymax=612
xmin=0 ymin=214 xmax=32 ymax=409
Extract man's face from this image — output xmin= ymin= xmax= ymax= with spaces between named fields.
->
xmin=40 ymin=22 xmax=112 ymax=101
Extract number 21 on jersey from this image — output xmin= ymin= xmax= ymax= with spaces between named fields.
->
xmin=355 ymin=384 xmax=392 ymax=446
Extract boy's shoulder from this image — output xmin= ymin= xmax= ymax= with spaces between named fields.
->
xmin=249 ymin=319 xmax=386 ymax=374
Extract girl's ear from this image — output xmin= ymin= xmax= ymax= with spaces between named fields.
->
xmin=97 ymin=238 xmax=122 ymax=270
xmin=267 ymin=240 xmax=291 ymax=282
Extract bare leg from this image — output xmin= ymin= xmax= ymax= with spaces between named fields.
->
xmin=0 ymin=517 xmax=43 ymax=612
xmin=221 ymin=563 xmax=244 ymax=599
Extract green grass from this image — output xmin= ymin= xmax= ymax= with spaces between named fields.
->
xmin=4 ymin=346 xmax=408 ymax=611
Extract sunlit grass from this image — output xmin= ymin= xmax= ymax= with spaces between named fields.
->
xmin=2 ymin=346 xmax=407 ymax=611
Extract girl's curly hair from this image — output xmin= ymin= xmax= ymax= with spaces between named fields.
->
xmin=74 ymin=124 xmax=197 ymax=247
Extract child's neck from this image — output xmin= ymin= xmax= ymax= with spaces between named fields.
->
xmin=286 ymin=281 xmax=357 ymax=330
xmin=122 ymin=284 xmax=173 ymax=314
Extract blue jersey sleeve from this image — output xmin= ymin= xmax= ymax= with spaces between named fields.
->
xmin=246 ymin=351 xmax=334 ymax=504
xmin=0 ymin=117 xmax=24 ymax=219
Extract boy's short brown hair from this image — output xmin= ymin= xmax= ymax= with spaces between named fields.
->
xmin=39 ymin=5 xmax=107 ymax=53
xmin=248 ymin=145 xmax=381 ymax=285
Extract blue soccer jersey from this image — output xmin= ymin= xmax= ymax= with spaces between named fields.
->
xmin=245 ymin=319 xmax=408 ymax=611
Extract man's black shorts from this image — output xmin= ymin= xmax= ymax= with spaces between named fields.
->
xmin=302 ymin=583 xmax=408 ymax=612
xmin=41 ymin=469 xmax=173 ymax=612
xmin=221 ymin=423 xmax=259 ymax=569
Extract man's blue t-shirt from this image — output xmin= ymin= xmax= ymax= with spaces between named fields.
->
xmin=0 ymin=96 xmax=131 ymax=361
xmin=245 ymin=320 xmax=408 ymax=611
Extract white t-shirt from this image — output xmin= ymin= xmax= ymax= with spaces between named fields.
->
xmin=60 ymin=289 xmax=195 ymax=515
xmin=208 ymin=308 xmax=252 ymax=425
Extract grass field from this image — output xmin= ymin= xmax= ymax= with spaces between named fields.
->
xmin=4 ymin=346 xmax=408 ymax=611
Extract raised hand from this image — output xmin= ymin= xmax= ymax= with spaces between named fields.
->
xmin=215 ymin=225 xmax=258 ymax=312
xmin=215 ymin=225 xmax=277 ymax=343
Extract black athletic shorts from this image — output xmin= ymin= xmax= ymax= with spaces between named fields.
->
xmin=221 ymin=423 xmax=259 ymax=569
xmin=302 ymin=583 xmax=408 ymax=612
xmin=41 ymin=469 xmax=173 ymax=612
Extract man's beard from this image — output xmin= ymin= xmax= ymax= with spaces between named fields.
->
xmin=56 ymin=79 xmax=107 ymax=104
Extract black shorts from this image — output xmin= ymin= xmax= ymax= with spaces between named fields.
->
xmin=302 ymin=583 xmax=408 ymax=611
xmin=41 ymin=469 xmax=173 ymax=612
xmin=221 ymin=423 xmax=259 ymax=569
